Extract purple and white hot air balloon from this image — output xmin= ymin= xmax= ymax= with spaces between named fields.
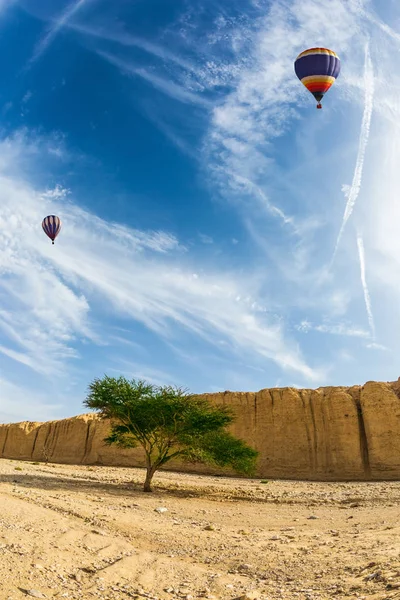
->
xmin=42 ymin=215 xmax=62 ymax=245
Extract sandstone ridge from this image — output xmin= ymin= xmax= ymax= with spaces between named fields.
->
xmin=1 ymin=380 xmax=400 ymax=480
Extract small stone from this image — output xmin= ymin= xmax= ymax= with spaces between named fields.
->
xmin=154 ymin=507 xmax=168 ymax=513
xmin=234 ymin=592 xmax=261 ymax=600
xmin=307 ymin=516 xmax=318 ymax=520
xmin=238 ymin=563 xmax=253 ymax=571
xmin=364 ymin=571 xmax=382 ymax=581
xmin=25 ymin=592 xmax=46 ymax=599
xmin=204 ymin=524 xmax=215 ymax=531
xmin=91 ymin=529 xmax=107 ymax=536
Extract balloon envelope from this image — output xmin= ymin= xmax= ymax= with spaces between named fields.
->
xmin=42 ymin=215 xmax=62 ymax=244
xmin=294 ymin=47 xmax=340 ymax=107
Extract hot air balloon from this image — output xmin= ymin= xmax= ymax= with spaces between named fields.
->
xmin=42 ymin=215 xmax=62 ymax=245
xmin=294 ymin=47 xmax=341 ymax=109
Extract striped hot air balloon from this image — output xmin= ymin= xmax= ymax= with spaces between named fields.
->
xmin=42 ymin=215 xmax=62 ymax=245
xmin=294 ymin=47 xmax=341 ymax=109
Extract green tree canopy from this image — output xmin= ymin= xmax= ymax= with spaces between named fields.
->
xmin=84 ymin=376 xmax=258 ymax=491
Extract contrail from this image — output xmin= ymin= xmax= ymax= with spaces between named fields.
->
xmin=356 ymin=231 xmax=375 ymax=340
xmin=27 ymin=0 xmax=94 ymax=67
xmin=332 ymin=43 xmax=374 ymax=262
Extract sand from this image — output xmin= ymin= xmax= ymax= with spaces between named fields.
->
xmin=1 ymin=459 xmax=400 ymax=600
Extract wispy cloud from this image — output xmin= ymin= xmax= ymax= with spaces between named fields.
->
xmin=221 ymin=172 xmax=295 ymax=227
xmin=296 ymin=319 xmax=370 ymax=338
xmin=198 ymin=233 xmax=214 ymax=244
xmin=0 ymin=131 xmax=320 ymax=392
xmin=0 ymin=0 xmax=15 ymax=16
xmin=358 ymin=2 xmax=400 ymax=45
xmin=140 ymin=109 xmax=199 ymax=159
xmin=0 ymin=377 xmax=64 ymax=423
xmin=27 ymin=0 xmax=95 ymax=67
xmin=111 ymin=361 xmax=178 ymax=387
xmin=332 ymin=42 xmax=375 ymax=259
xmin=98 ymin=51 xmax=212 ymax=108
xmin=356 ymin=231 xmax=376 ymax=340
xmin=4 ymin=0 xmax=400 ymax=421
xmin=68 ymin=21 xmax=197 ymax=72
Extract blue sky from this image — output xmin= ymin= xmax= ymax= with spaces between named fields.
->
xmin=1 ymin=0 xmax=400 ymax=422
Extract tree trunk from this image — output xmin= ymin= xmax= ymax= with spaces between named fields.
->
xmin=143 ymin=464 xmax=157 ymax=492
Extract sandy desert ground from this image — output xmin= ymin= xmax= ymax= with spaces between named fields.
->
xmin=1 ymin=459 xmax=400 ymax=600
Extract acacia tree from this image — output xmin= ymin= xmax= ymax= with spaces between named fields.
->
xmin=84 ymin=376 xmax=258 ymax=492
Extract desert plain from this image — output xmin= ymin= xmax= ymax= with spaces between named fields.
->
xmin=1 ymin=459 xmax=400 ymax=600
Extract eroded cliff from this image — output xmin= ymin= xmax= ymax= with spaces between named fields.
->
xmin=1 ymin=380 xmax=400 ymax=480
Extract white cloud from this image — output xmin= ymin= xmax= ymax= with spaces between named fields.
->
xmin=110 ymin=361 xmax=178 ymax=387
xmin=333 ymin=43 xmax=375 ymax=259
xmin=3 ymin=0 xmax=400 ymax=422
xmin=97 ymin=51 xmax=212 ymax=108
xmin=27 ymin=0 xmax=96 ymax=67
xmin=0 ymin=131 xmax=320 ymax=403
xmin=366 ymin=342 xmax=387 ymax=351
xmin=295 ymin=320 xmax=370 ymax=339
xmin=0 ymin=0 xmax=15 ymax=16
xmin=356 ymin=231 xmax=375 ymax=339
xmin=0 ymin=377 xmax=64 ymax=423
xmin=22 ymin=90 xmax=33 ymax=104
xmin=198 ymin=233 xmax=214 ymax=244
xmin=68 ymin=21 xmax=198 ymax=72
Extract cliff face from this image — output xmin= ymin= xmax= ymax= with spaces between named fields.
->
xmin=1 ymin=380 xmax=400 ymax=480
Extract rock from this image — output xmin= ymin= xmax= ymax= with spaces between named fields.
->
xmin=307 ymin=516 xmax=318 ymax=520
xmin=387 ymin=583 xmax=400 ymax=590
xmin=204 ymin=524 xmax=215 ymax=531
xmin=234 ymin=592 xmax=261 ymax=600
xmin=364 ymin=571 xmax=382 ymax=582
xmin=238 ymin=564 xmax=253 ymax=571
xmin=2 ymin=379 xmax=400 ymax=480
xmin=91 ymin=528 xmax=107 ymax=535
xmin=154 ymin=507 xmax=168 ymax=514
xmin=24 ymin=591 xmax=47 ymax=599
